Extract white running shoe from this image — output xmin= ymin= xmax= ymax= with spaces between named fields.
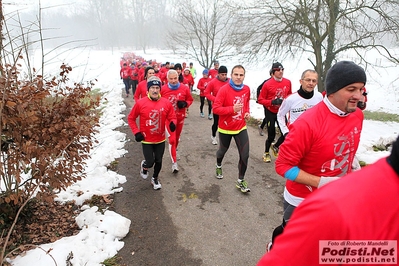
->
xmin=151 ymin=177 xmax=162 ymax=190
xmin=266 ymin=242 xmax=272 ymax=253
xmin=172 ymin=162 xmax=179 ymax=173
xmin=140 ymin=160 xmax=148 ymax=179
xmin=211 ymin=136 xmax=218 ymax=145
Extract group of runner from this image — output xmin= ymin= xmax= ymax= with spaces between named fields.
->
xmin=122 ymin=55 xmax=399 ymax=265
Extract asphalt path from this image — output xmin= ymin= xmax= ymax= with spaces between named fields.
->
xmin=114 ymin=92 xmax=285 ymax=266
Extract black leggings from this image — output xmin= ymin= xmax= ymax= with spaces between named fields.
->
xmin=142 ymin=142 xmax=165 ymax=178
xmin=200 ymin=96 xmax=212 ymax=115
xmin=216 ymin=129 xmax=249 ymax=180
xmin=211 ymin=114 xmax=219 ymax=137
xmin=265 ymin=109 xmax=284 ymax=152
xmin=260 ymin=106 xmax=268 ymax=129
xmin=271 ymin=200 xmax=296 ymax=247
xmin=130 ymin=79 xmax=138 ymax=94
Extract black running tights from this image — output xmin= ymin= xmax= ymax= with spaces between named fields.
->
xmin=216 ymin=129 xmax=249 ymax=180
xmin=142 ymin=142 xmax=165 ymax=178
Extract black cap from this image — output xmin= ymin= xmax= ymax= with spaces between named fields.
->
xmin=325 ymin=61 xmax=366 ymax=96
xmin=218 ymin=66 xmax=228 ymax=74
xmin=272 ymin=62 xmax=283 ymax=71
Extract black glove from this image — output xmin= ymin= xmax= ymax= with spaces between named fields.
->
xmin=177 ymin=101 xmax=188 ymax=108
xmin=271 ymin=98 xmax=283 ymax=106
xmin=128 ymin=76 xmax=131 ymax=80
xmin=357 ymin=101 xmax=366 ymax=110
xmin=135 ymin=132 xmax=145 ymax=142
xmin=169 ymin=121 xmax=176 ymax=132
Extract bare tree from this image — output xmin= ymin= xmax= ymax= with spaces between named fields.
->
xmin=167 ymin=0 xmax=239 ymax=69
xmin=124 ymin=0 xmax=169 ymax=52
xmin=233 ymin=0 xmax=399 ymax=91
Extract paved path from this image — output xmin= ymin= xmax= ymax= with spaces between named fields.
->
xmin=114 ymin=95 xmax=285 ymax=266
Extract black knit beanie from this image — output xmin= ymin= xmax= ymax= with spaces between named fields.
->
xmin=388 ymin=135 xmax=399 ymax=176
xmin=147 ymin=77 xmax=161 ymax=90
xmin=325 ymin=61 xmax=367 ymax=96
xmin=218 ymin=66 xmax=228 ymax=74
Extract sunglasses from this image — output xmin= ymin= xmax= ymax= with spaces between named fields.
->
xmin=273 ymin=68 xmax=284 ymax=72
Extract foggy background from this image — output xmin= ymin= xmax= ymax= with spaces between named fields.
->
xmin=4 ymin=0 xmax=182 ymax=51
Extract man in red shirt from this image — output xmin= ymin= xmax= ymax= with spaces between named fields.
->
xmin=120 ymin=63 xmax=133 ymax=98
xmin=129 ymin=62 xmax=139 ymax=95
xmin=258 ymin=135 xmax=399 ymax=266
xmin=197 ymin=69 xmax=211 ymax=118
xmin=267 ymin=61 xmax=367 ymax=251
xmin=204 ymin=66 xmax=229 ymax=145
xmin=161 ymin=69 xmax=193 ymax=173
xmin=127 ymin=76 xmax=177 ymax=190
xmin=213 ymin=65 xmax=251 ymax=193
xmin=208 ymin=60 xmax=220 ymax=79
xmin=257 ymin=62 xmax=292 ymax=163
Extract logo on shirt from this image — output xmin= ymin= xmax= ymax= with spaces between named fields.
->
xmin=147 ymin=109 xmax=161 ymax=134
xmin=320 ymin=129 xmax=358 ymax=176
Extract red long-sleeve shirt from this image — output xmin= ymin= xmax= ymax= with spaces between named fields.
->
xmin=213 ymin=83 xmax=250 ymax=134
xmin=258 ymin=157 xmax=399 ymax=266
xmin=182 ymin=73 xmax=194 ymax=87
xmin=134 ymin=80 xmax=148 ymax=102
xmin=120 ymin=65 xmax=132 ymax=79
xmin=161 ymin=83 xmax=193 ymax=121
xmin=204 ymin=77 xmax=230 ymax=102
xmin=197 ymin=77 xmax=210 ymax=97
xmin=276 ymin=100 xmax=363 ymax=199
xmin=128 ymin=96 xmax=176 ymax=144
xmin=258 ymin=77 xmax=292 ymax=113
xmin=208 ymin=68 xmax=218 ymax=79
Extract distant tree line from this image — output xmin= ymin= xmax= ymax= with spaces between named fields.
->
xmin=5 ymin=0 xmax=399 ymax=89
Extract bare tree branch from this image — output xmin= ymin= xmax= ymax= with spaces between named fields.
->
xmin=233 ymin=0 xmax=399 ymax=91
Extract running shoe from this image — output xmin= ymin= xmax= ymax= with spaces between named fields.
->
xmin=262 ymin=153 xmax=271 ymax=163
xmin=208 ymin=114 xmax=213 ymax=120
xmin=216 ymin=165 xmax=223 ymax=179
xmin=211 ymin=136 xmax=218 ymax=145
xmin=151 ymin=177 xmax=162 ymax=190
xmin=172 ymin=162 xmax=179 ymax=173
xmin=258 ymin=125 xmax=264 ymax=136
xmin=236 ymin=179 xmax=250 ymax=193
xmin=140 ymin=160 xmax=148 ymax=179
xmin=271 ymin=143 xmax=279 ymax=157
xmin=200 ymin=112 xmax=205 ymax=118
